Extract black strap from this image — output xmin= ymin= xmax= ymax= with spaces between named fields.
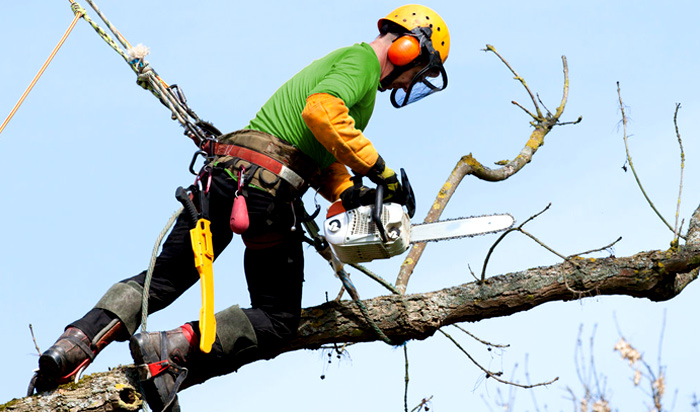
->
xmin=158 ymin=332 xmax=188 ymax=412
xmin=65 ymin=336 xmax=95 ymax=361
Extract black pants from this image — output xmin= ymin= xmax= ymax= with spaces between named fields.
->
xmin=72 ymin=166 xmax=304 ymax=358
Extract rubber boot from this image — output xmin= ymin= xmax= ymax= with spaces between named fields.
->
xmin=129 ymin=324 xmax=198 ymax=412
xmin=30 ymin=320 xmax=125 ymax=394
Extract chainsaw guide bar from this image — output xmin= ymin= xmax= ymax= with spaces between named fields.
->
xmin=410 ymin=213 xmax=515 ymax=243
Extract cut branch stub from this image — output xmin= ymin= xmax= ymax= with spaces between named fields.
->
xmin=395 ymin=49 xmax=575 ymax=294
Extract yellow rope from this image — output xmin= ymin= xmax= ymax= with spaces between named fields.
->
xmin=0 ymin=8 xmax=83 ymax=136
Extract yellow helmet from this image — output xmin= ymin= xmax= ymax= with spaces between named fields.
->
xmin=377 ymin=5 xmax=451 ymax=108
xmin=378 ymin=4 xmax=450 ymax=63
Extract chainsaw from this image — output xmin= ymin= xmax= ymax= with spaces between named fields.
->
xmin=322 ymin=169 xmax=514 ymax=264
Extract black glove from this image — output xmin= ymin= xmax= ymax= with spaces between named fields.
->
xmin=366 ymin=156 xmax=404 ymax=204
xmin=339 ymin=185 xmax=377 ymax=210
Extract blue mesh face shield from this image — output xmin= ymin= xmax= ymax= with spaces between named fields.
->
xmin=389 ymin=61 xmax=447 ymax=108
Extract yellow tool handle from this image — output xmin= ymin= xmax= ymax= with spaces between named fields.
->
xmin=190 ymin=219 xmax=216 ymax=353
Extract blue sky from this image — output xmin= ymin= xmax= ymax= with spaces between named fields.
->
xmin=2 ymin=0 xmax=700 ymax=410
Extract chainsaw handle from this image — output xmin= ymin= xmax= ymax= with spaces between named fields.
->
xmin=400 ymin=168 xmax=416 ymax=218
xmin=373 ymin=184 xmax=388 ymax=242
xmin=175 ymin=186 xmax=200 ymax=227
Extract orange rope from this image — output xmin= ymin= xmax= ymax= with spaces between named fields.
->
xmin=0 ymin=10 xmax=83 ymax=136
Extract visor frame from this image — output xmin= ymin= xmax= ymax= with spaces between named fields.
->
xmin=389 ymin=50 xmax=448 ymax=108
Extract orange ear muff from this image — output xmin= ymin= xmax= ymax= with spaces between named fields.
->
xmin=387 ymin=36 xmax=421 ymax=66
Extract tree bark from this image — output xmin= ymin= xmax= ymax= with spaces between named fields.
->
xmin=1 ymin=367 xmax=142 ymax=412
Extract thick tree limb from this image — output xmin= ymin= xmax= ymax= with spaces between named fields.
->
xmin=2 ymin=367 xmax=142 ymax=412
xmin=6 ymin=205 xmax=699 ymax=411
xmin=290 ymin=239 xmax=700 ymax=350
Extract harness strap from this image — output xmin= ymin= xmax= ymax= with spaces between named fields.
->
xmin=213 ymin=143 xmax=306 ymax=191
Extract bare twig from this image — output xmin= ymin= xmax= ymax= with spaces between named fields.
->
xmin=29 ymin=324 xmax=41 ymax=356
xmin=511 ymin=100 xmax=538 ymax=121
xmin=479 ymin=204 xmax=621 ymax=297
xmin=404 ymin=344 xmax=410 ymax=412
xmin=439 ymin=329 xmax=558 ymax=389
xmin=409 ymin=396 xmax=433 ymax=412
xmin=484 ymin=44 xmax=542 ymax=119
xmin=555 ymin=116 xmax=583 ymax=127
xmin=334 ymin=285 xmax=345 ymax=301
xmin=452 ymin=324 xmax=510 ymax=349
xmin=673 ymin=103 xmax=685 ymax=245
xmin=567 ymin=237 xmax=622 ymax=259
xmin=524 ymin=355 xmax=543 ymax=412
xmin=617 ymin=82 xmax=686 ymax=240
xmin=468 ymin=264 xmax=479 ymax=282
xmin=481 ymin=204 xmax=552 ymax=281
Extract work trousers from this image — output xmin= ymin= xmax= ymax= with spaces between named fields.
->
xmin=72 ymin=166 xmax=305 ymax=360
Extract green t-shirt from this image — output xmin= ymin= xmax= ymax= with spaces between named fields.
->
xmin=246 ymin=42 xmax=380 ymax=169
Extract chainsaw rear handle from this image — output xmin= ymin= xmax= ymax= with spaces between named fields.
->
xmin=400 ymin=168 xmax=416 ymax=219
xmin=372 ymin=184 xmax=388 ymax=242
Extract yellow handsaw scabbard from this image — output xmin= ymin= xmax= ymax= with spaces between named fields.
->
xmin=189 ymin=218 xmax=216 ymax=353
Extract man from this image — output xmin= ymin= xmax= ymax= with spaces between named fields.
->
xmin=30 ymin=5 xmax=450 ymax=411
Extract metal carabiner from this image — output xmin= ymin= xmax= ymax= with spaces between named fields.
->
xmin=235 ymin=165 xmax=246 ymax=197
xmin=189 ymin=150 xmax=208 ymax=175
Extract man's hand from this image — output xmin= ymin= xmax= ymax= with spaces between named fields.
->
xmin=339 ymin=185 xmax=376 ymax=210
xmin=366 ymin=156 xmax=404 ymax=204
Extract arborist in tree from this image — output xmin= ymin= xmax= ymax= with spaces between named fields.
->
xmin=30 ymin=5 xmax=450 ymax=411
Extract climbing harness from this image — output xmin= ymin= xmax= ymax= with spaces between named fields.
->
xmin=9 ymin=0 xmax=396 ymax=364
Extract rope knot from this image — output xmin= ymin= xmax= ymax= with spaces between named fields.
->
xmin=136 ymin=62 xmax=155 ymax=91
xmin=71 ymin=3 xmax=86 ymax=17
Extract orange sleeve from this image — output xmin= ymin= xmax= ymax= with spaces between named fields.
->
xmin=315 ymin=161 xmax=354 ymax=202
xmin=302 ymin=92 xmax=379 ymax=175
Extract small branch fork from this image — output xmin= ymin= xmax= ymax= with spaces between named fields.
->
xmin=481 ymin=204 xmax=622 ymax=278
xmin=439 ymin=328 xmax=558 ymax=389
xmin=478 ymin=203 xmax=622 ymax=296
xmin=395 ymin=45 xmax=581 ymax=294
xmin=617 ymin=82 xmax=687 ymax=243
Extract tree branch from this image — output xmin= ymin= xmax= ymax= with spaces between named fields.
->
xmin=2 ymin=367 xmax=142 ymax=412
xmin=8 ymin=204 xmax=700 ymax=411
xmin=395 ymin=48 xmax=578 ymax=294
xmin=292 ymin=209 xmax=700 ymax=349
xmin=617 ymin=82 xmax=686 ymax=241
